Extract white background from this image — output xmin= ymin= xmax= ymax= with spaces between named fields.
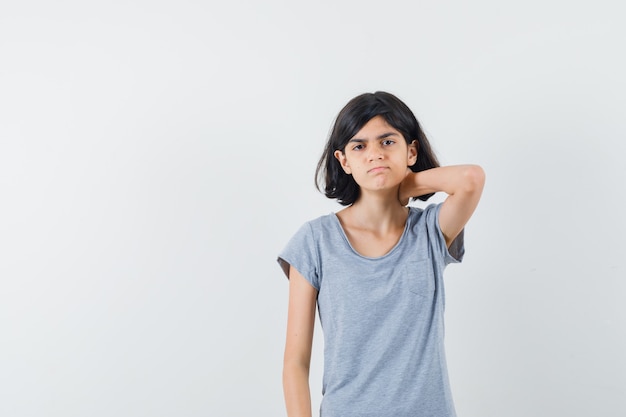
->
xmin=1 ymin=1 xmax=625 ymax=416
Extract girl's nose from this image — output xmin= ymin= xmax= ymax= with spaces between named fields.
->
xmin=368 ymin=147 xmax=384 ymax=161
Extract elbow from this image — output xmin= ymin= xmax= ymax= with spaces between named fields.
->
xmin=283 ymin=360 xmax=310 ymax=387
xmin=283 ymin=357 xmax=310 ymax=375
xmin=462 ymin=165 xmax=485 ymax=193
xmin=283 ymin=351 xmax=311 ymax=379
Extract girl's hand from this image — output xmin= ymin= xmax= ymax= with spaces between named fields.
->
xmin=399 ymin=168 xmax=435 ymax=205
xmin=398 ymin=168 xmax=415 ymax=206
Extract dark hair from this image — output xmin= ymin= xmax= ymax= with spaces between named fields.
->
xmin=315 ymin=91 xmax=440 ymax=205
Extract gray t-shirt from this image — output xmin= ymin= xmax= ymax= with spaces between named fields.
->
xmin=278 ymin=203 xmax=464 ymax=417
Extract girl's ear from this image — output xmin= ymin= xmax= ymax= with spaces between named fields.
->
xmin=407 ymin=140 xmax=418 ymax=166
xmin=334 ymin=150 xmax=351 ymax=174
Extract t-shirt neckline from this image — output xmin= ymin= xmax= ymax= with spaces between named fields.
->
xmin=330 ymin=207 xmax=414 ymax=261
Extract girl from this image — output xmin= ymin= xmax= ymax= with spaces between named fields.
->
xmin=278 ymin=92 xmax=485 ymax=417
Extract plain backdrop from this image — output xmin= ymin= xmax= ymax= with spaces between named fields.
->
xmin=1 ymin=1 xmax=625 ymax=416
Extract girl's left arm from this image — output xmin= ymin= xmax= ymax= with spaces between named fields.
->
xmin=399 ymin=165 xmax=485 ymax=247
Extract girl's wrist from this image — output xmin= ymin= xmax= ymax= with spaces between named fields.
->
xmin=399 ymin=170 xmax=417 ymax=205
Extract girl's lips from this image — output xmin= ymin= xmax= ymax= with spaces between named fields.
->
xmin=368 ymin=166 xmax=388 ymax=173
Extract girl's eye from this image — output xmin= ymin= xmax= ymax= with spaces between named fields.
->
xmin=352 ymin=144 xmax=364 ymax=151
xmin=382 ymin=139 xmax=395 ymax=146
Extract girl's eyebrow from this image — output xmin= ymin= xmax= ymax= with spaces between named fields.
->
xmin=377 ymin=132 xmax=400 ymax=139
xmin=348 ymin=132 xmax=400 ymax=143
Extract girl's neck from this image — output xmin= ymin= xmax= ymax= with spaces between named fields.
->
xmin=341 ymin=189 xmax=408 ymax=232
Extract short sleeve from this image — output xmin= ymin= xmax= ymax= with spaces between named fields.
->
xmin=277 ymin=222 xmax=320 ymax=290
xmin=424 ymin=203 xmax=465 ymax=265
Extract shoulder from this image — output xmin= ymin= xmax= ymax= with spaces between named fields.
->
xmin=309 ymin=212 xmax=335 ymax=227
xmin=278 ymin=213 xmax=338 ymax=287
xmin=407 ymin=203 xmax=440 ymax=224
xmin=284 ymin=212 xmax=338 ymax=246
xmin=408 ymin=203 xmax=464 ymax=263
xmin=298 ymin=212 xmax=336 ymax=235
xmin=406 ymin=203 xmax=445 ymax=241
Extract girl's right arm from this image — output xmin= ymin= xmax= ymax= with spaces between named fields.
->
xmin=283 ymin=265 xmax=318 ymax=417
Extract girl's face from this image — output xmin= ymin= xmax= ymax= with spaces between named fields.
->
xmin=334 ymin=115 xmax=417 ymax=194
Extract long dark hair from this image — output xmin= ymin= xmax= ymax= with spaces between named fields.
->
xmin=315 ymin=91 xmax=439 ymax=205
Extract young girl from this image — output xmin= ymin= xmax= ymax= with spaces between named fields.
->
xmin=278 ymin=92 xmax=485 ymax=417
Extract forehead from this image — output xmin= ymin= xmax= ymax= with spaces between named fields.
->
xmin=351 ymin=115 xmax=401 ymax=140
